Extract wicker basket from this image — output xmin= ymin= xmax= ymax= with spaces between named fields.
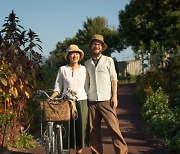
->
xmin=40 ymin=100 xmax=71 ymax=122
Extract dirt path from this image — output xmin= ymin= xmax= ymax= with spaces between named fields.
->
xmin=1 ymin=83 xmax=172 ymax=154
xmin=116 ymin=83 xmax=169 ymax=154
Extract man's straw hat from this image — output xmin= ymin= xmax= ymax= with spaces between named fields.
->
xmin=88 ymin=34 xmax=107 ymax=51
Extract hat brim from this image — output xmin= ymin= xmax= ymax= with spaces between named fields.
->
xmin=65 ymin=50 xmax=84 ymax=61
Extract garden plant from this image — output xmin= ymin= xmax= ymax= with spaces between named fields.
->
xmin=0 ymin=11 xmax=42 ymax=148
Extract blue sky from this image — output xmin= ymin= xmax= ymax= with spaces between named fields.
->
xmin=0 ymin=0 xmax=133 ymax=61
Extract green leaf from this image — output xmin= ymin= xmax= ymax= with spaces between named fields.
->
xmin=0 ymin=77 xmax=7 ymax=86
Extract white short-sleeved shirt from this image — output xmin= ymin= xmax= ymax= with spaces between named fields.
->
xmin=84 ymin=55 xmax=117 ymax=101
xmin=53 ymin=65 xmax=88 ymax=101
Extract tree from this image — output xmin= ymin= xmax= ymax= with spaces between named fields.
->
xmin=119 ymin=0 xmax=180 ymax=66
xmin=47 ymin=16 xmax=122 ymax=68
xmin=75 ymin=16 xmax=125 ymax=57
xmin=0 ymin=11 xmax=42 ymax=147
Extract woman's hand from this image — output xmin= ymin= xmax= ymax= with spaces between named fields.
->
xmin=67 ymin=88 xmax=77 ymax=95
xmin=48 ymin=91 xmax=58 ymax=101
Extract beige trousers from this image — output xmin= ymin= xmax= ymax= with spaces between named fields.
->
xmin=89 ymin=100 xmax=128 ymax=154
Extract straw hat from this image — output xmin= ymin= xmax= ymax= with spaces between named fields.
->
xmin=65 ymin=44 xmax=84 ymax=61
xmin=88 ymin=34 xmax=107 ymax=51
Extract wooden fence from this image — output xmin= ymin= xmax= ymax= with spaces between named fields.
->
xmin=116 ymin=60 xmax=142 ymax=76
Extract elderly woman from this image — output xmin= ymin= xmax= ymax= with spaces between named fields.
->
xmin=50 ymin=44 xmax=89 ymax=154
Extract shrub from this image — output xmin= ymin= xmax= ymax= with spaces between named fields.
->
xmin=13 ymin=133 xmax=36 ymax=149
xmin=142 ymin=87 xmax=180 ymax=151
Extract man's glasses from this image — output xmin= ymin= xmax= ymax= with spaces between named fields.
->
xmin=92 ymin=43 xmax=102 ymax=46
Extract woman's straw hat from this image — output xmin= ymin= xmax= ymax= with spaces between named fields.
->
xmin=65 ymin=44 xmax=84 ymax=61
